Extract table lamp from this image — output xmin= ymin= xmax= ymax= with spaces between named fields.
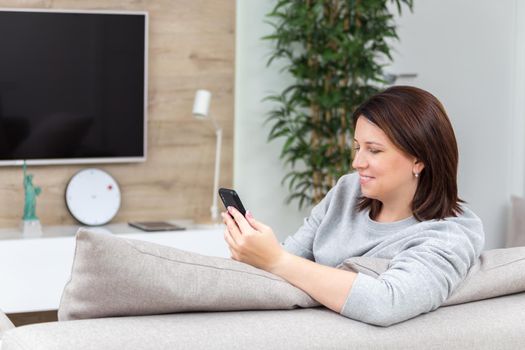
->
xmin=192 ymin=89 xmax=222 ymax=222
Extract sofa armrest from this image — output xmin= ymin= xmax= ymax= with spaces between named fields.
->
xmin=0 ymin=309 xmax=15 ymax=339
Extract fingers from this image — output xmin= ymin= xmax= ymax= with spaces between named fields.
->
xmin=224 ymin=228 xmax=240 ymax=260
xmin=224 ymin=227 xmax=240 ymax=261
xmin=245 ymin=210 xmax=270 ymax=232
xmin=222 ymin=211 xmax=246 ymax=262
xmin=221 ymin=213 xmax=242 ymax=243
xmin=245 ymin=211 xmax=266 ymax=231
xmin=223 ymin=227 xmax=238 ymax=249
xmin=226 ymin=207 xmax=253 ymax=234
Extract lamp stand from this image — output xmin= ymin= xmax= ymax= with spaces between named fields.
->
xmin=210 ymin=119 xmax=222 ymax=223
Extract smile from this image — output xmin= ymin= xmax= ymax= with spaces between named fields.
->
xmin=359 ymin=175 xmax=374 ymax=185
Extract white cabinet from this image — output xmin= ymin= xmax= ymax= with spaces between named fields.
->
xmin=0 ymin=223 xmax=228 ymax=314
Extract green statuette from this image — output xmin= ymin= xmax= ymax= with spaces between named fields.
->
xmin=22 ymin=161 xmax=42 ymax=221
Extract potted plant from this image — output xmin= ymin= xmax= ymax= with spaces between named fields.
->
xmin=264 ymin=0 xmax=413 ymax=208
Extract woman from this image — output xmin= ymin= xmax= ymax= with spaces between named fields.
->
xmin=221 ymin=86 xmax=485 ymax=327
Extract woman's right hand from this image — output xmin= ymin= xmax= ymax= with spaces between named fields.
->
xmin=222 ymin=207 xmax=289 ymax=273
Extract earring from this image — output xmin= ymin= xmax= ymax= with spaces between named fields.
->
xmin=413 ymin=172 xmax=419 ymax=178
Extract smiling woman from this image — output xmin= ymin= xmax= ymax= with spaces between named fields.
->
xmin=352 ymin=86 xmax=463 ymax=223
xmin=223 ymin=85 xmax=485 ymax=327
xmin=352 ymin=116 xmax=425 ymax=223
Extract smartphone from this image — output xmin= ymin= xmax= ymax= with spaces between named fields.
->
xmin=218 ymin=188 xmax=247 ymax=216
xmin=128 ymin=221 xmax=186 ymax=232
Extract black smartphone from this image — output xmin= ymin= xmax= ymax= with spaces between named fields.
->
xmin=218 ymin=188 xmax=247 ymax=216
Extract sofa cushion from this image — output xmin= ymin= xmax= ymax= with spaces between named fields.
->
xmin=506 ymin=196 xmax=525 ymax=247
xmin=59 ymin=229 xmax=525 ymax=322
xmin=5 ymin=293 xmax=525 ymax=350
xmin=339 ymin=246 xmax=525 ymax=306
xmin=58 ymin=229 xmax=319 ymax=321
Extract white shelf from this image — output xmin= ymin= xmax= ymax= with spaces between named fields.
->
xmin=0 ymin=221 xmax=229 ymax=314
xmin=0 ymin=219 xmax=200 ymax=241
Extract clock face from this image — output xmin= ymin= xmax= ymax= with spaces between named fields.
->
xmin=65 ymin=169 xmax=121 ymax=226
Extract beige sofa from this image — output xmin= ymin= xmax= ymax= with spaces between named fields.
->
xmin=1 ymin=230 xmax=525 ymax=349
xmin=2 ymin=294 xmax=525 ymax=349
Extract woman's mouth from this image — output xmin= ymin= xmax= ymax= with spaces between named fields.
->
xmin=359 ymin=175 xmax=374 ymax=185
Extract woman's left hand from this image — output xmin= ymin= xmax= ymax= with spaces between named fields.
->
xmin=221 ymin=206 xmax=286 ymax=272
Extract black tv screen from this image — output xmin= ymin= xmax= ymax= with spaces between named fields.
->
xmin=0 ymin=9 xmax=147 ymax=165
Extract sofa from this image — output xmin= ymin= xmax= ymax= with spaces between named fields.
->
xmin=1 ymin=229 xmax=525 ymax=349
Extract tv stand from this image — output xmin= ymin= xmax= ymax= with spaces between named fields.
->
xmin=0 ymin=221 xmax=228 ymax=314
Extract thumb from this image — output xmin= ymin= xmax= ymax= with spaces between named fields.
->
xmin=245 ymin=210 xmax=266 ymax=230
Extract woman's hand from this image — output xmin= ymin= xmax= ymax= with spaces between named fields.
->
xmin=221 ymin=206 xmax=288 ymax=273
xmin=222 ymin=207 xmax=356 ymax=316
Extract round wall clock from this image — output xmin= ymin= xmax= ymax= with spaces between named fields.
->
xmin=65 ymin=168 xmax=121 ymax=226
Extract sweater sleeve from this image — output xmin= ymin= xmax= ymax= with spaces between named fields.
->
xmin=341 ymin=219 xmax=484 ymax=327
xmin=281 ymin=181 xmax=338 ymax=260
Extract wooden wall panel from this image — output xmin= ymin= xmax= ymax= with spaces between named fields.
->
xmin=0 ymin=0 xmax=235 ymax=226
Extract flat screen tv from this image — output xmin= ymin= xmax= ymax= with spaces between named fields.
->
xmin=0 ymin=8 xmax=148 ymax=166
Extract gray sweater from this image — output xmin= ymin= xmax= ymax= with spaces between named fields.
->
xmin=282 ymin=172 xmax=485 ymax=326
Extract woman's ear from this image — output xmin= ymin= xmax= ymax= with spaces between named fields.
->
xmin=414 ymin=159 xmax=425 ymax=174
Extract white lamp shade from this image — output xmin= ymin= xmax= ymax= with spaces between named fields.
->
xmin=192 ymin=89 xmax=212 ymax=118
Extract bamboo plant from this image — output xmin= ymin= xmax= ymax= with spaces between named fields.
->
xmin=264 ymin=0 xmax=413 ymax=208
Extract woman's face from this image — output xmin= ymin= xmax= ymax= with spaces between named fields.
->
xmin=352 ymin=116 xmax=423 ymax=204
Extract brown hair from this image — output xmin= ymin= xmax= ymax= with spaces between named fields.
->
xmin=352 ymin=85 xmax=464 ymax=221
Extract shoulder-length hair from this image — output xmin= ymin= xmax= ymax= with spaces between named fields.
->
xmin=352 ymin=85 xmax=464 ymax=221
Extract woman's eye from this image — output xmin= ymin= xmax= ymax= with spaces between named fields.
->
xmin=354 ymin=147 xmax=381 ymax=154
xmin=353 ymin=145 xmax=381 ymax=154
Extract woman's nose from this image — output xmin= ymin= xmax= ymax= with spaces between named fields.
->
xmin=352 ymin=151 xmax=367 ymax=169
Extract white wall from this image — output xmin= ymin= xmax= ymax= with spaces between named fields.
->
xmin=235 ymin=0 xmax=525 ymax=249
xmin=514 ymin=0 xmax=525 ymax=196
xmin=388 ymin=0 xmax=520 ymax=249
xmin=234 ymin=0 xmax=310 ymax=241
